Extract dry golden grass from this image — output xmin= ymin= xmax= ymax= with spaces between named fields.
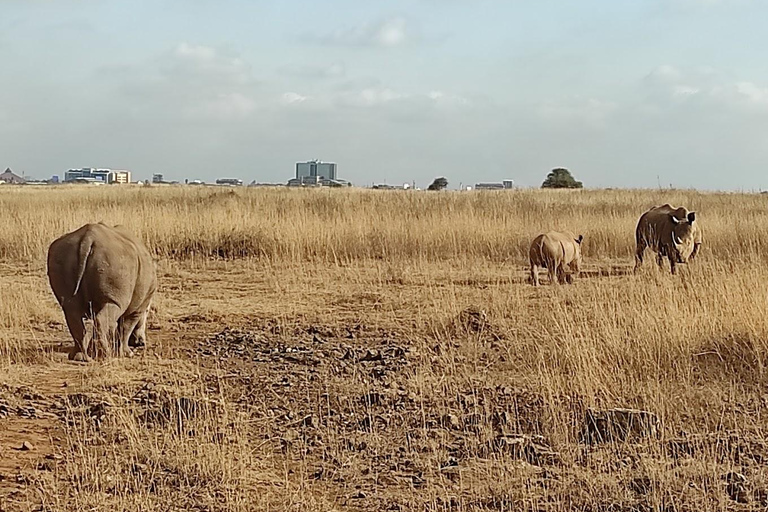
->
xmin=1 ymin=185 xmax=768 ymax=511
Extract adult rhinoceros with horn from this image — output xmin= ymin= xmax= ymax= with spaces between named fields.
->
xmin=634 ymin=204 xmax=702 ymax=275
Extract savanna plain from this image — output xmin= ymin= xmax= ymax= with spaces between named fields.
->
xmin=2 ymin=186 xmax=768 ymax=512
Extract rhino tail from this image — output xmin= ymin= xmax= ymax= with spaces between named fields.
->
xmin=72 ymin=233 xmax=95 ymax=297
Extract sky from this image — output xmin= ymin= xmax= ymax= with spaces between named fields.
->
xmin=2 ymin=0 xmax=768 ymax=189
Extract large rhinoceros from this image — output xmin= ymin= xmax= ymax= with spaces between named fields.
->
xmin=634 ymin=204 xmax=702 ymax=274
xmin=529 ymin=231 xmax=584 ymax=286
xmin=47 ymin=223 xmax=157 ymax=361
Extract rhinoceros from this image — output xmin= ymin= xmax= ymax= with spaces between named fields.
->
xmin=47 ymin=223 xmax=157 ymax=361
xmin=634 ymin=204 xmax=702 ymax=274
xmin=529 ymin=231 xmax=584 ymax=286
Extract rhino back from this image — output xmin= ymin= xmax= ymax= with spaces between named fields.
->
xmin=48 ymin=223 xmax=144 ymax=312
xmin=530 ymin=231 xmax=577 ymax=266
xmin=47 ymin=225 xmax=91 ymax=307
xmin=112 ymin=227 xmax=157 ymax=310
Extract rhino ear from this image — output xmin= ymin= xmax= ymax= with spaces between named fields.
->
xmin=687 ymin=211 xmax=696 ymax=224
xmin=670 ymin=215 xmax=680 ymax=225
xmin=576 ymin=235 xmax=583 ymax=245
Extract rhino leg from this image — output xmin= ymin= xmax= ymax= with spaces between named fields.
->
xmin=547 ymin=265 xmax=558 ymax=285
xmin=94 ymin=303 xmax=121 ymax=359
xmin=556 ymin=265 xmax=567 ymax=284
xmin=530 ymin=264 xmax=540 ymax=286
xmin=634 ymin=242 xmax=646 ymax=272
xmin=668 ymin=255 xmax=677 ymax=275
xmin=64 ymin=310 xmax=93 ymax=362
xmin=117 ymin=313 xmax=141 ymax=358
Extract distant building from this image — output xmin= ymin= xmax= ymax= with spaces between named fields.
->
xmin=372 ymin=183 xmax=411 ymax=190
xmin=474 ymin=180 xmax=515 ymax=190
xmin=215 ymin=178 xmax=243 ymax=186
xmin=64 ymin=167 xmax=131 ymax=184
xmin=65 ymin=168 xmax=108 ymax=183
xmin=110 ymin=170 xmax=132 ymax=184
xmin=474 ymin=182 xmax=505 ymax=190
xmin=295 ymin=160 xmax=337 ymax=181
xmin=0 ymin=168 xmax=24 ymax=184
xmin=288 ymin=175 xmax=322 ymax=187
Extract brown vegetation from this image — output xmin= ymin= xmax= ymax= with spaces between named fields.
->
xmin=1 ymin=186 xmax=768 ymax=510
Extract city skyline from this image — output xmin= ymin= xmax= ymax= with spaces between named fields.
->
xmin=3 ymin=1 xmax=768 ymax=190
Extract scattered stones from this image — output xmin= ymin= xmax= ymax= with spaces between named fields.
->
xmin=582 ymin=408 xmax=660 ymax=444
xmin=458 ymin=307 xmax=488 ymax=333
xmin=492 ymin=434 xmax=560 ymax=466
xmin=441 ymin=413 xmax=462 ymax=431
xmin=725 ymin=472 xmax=749 ymax=503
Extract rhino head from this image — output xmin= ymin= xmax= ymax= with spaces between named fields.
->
xmin=570 ymin=234 xmax=584 ymax=273
xmin=670 ymin=211 xmax=697 ymax=263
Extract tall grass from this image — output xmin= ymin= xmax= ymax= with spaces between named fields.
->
xmin=1 ymin=185 xmax=767 ymax=264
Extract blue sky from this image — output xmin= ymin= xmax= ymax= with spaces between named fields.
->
xmin=2 ymin=0 xmax=768 ymax=189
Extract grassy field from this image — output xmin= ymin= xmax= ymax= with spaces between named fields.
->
xmin=1 ymin=185 xmax=768 ymax=511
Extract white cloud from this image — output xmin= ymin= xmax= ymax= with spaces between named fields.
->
xmin=337 ymin=87 xmax=407 ymax=107
xmin=672 ymin=85 xmax=700 ymax=97
xmin=427 ymin=90 xmax=469 ymax=107
xmin=376 ymin=18 xmax=407 ymax=47
xmin=733 ymin=81 xmax=768 ymax=107
xmin=647 ymin=64 xmax=683 ymax=83
xmin=280 ymin=92 xmax=309 ymax=105
xmin=309 ymin=17 xmax=412 ymax=47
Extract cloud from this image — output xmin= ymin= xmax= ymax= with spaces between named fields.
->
xmin=280 ymin=92 xmax=309 ymax=105
xmin=307 ymin=17 xmax=412 ymax=47
xmin=337 ymin=87 xmax=406 ymax=107
xmin=101 ymin=43 xmax=263 ymax=122
xmin=427 ymin=90 xmax=469 ymax=107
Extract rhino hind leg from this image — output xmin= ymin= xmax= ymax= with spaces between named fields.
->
xmin=530 ymin=263 xmax=540 ymax=286
xmin=556 ymin=265 xmax=568 ymax=284
xmin=63 ymin=309 xmax=93 ymax=362
xmin=634 ymin=244 xmax=645 ymax=272
xmin=547 ymin=265 xmax=558 ymax=285
xmin=94 ymin=303 xmax=122 ymax=359
xmin=117 ymin=313 xmax=141 ymax=358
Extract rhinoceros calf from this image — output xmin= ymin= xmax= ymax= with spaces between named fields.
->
xmin=47 ymin=223 xmax=157 ymax=361
xmin=634 ymin=204 xmax=702 ymax=274
xmin=529 ymin=231 xmax=584 ymax=286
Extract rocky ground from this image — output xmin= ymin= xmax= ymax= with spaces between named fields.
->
xmin=2 ymin=261 xmax=768 ymax=511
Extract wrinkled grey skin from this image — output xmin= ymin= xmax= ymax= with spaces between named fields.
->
xmin=47 ymin=223 xmax=157 ymax=361
xmin=529 ymin=230 xmax=584 ymax=286
xmin=634 ymin=204 xmax=703 ymax=275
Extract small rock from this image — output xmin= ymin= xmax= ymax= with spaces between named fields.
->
xmin=20 ymin=441 xmax=34 ymax=451
xmin=583 ymin=408 xmax=660 ymax=444
xmin=725 ymin=472 xmax=750 ymax=503
xmin=442 ymin=413 xmax=462 ymax=430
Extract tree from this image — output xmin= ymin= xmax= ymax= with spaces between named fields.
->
xmin=428 ymin=177 xmax=449 ymax=191
xmin=541 ymin=168 xmax=583 ymax=189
